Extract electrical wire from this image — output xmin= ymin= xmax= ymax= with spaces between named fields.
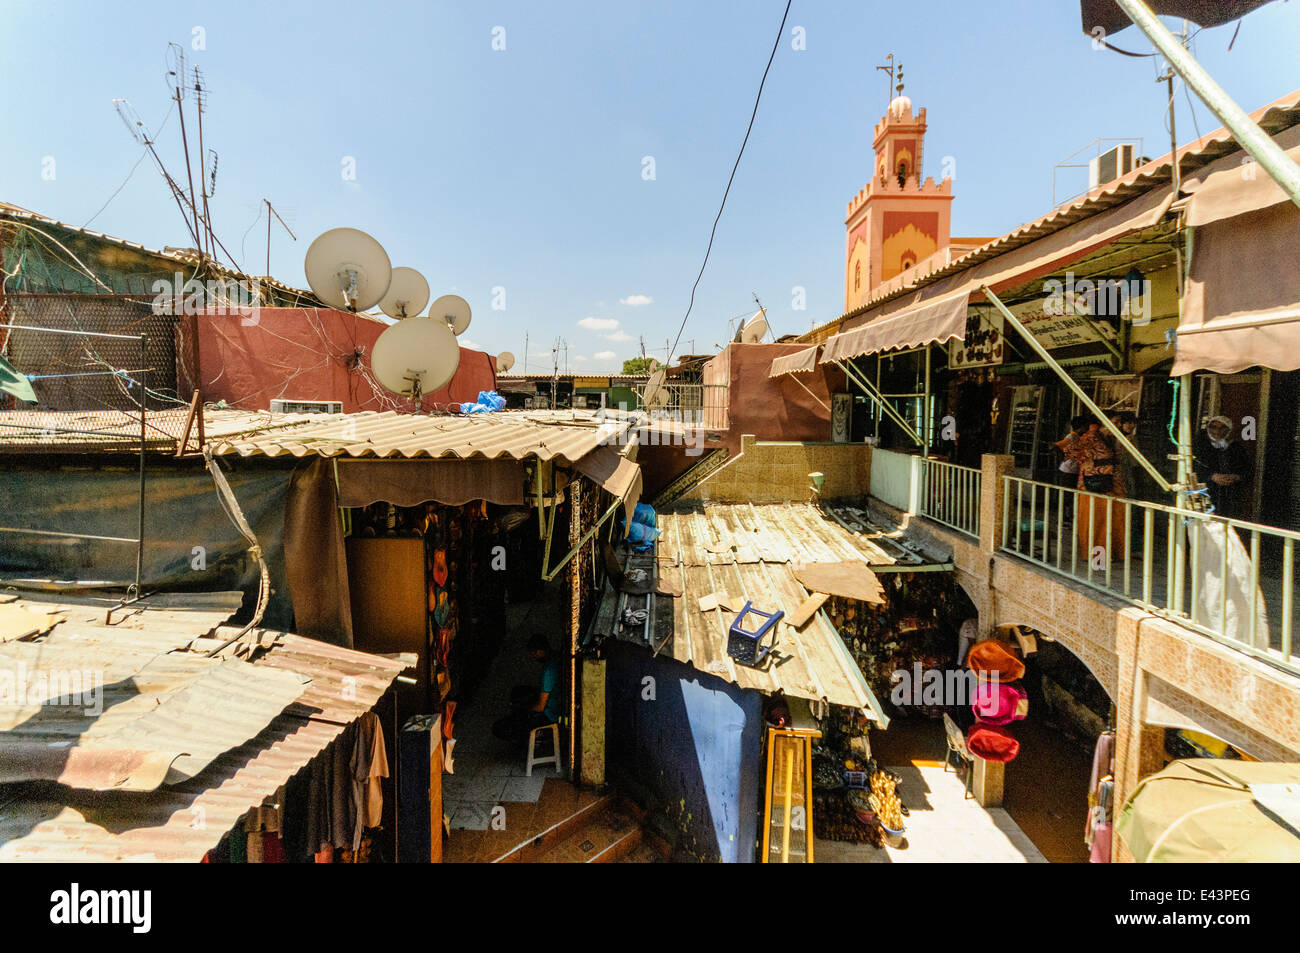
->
xmin=667 ymin=0 xmax=791 ymax=364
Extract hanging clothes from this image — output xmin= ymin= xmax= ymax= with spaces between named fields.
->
xmin=350 ymin=711 xmax=390 ymax=850
xmin=1073 ymin=427 xmax=1126 ymax=561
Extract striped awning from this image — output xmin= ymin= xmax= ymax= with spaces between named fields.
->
xmin=768 ymin=345 xmax=821 ymax=377
xmin=821 ymin=292 xmax=971 ymax=363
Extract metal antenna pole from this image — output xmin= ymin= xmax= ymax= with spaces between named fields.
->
xmin=195 ymin=69 xmax=212 ymax=259
xmin=175 ymin=88 xmax=203 ymax=259
xmin=1114 ymin=0 xmax=1300 ymax=208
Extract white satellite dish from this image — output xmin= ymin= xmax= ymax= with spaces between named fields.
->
xmin=641 ymin=367 xmax=668 ymax=411
xmin=305 ymin=228 xmax=392 ymax=312
xmin=370 ymin=317 xmax=461 ymax=399
xmin=497 ymin=351 xmax=516 ymax=373
xmin=739 ymin=308 xmax=768 ymax=344
xmin=378 ymin=267 xmax=430 ymax=320
xmin=429 ymin=294 xmax=472 ymax=336
xmin=647 ymin=358 xmax=661 ymax=372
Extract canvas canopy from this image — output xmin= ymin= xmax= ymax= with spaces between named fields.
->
xmin=769 ymin=345 xmax=820 ymax=377
xmin=1115 ymin=758 xmax=1300 ymax=862
xmin=821 ymin=293 xmax=970 ymax=363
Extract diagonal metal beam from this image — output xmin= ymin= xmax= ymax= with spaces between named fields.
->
xmin=1114 ymin=0 xmax=1300 ymax=210
xmin=981 ymin=285 xmax=1174 ymax=493
xmin=834 ymin=359 xmax=923 ymax=446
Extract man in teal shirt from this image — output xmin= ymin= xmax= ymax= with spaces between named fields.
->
xmin=492 ymin=634 xmax=561 ymax=745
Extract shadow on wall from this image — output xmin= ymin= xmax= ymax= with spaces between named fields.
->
xmin=604 ymin=641 xmax=762 ymax=862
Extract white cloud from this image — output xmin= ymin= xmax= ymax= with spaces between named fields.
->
xmin=458 ymin=338 xmax=482 ymax=350
xmin=578 ymin=316 xmax=619 ymax=331
xmin=573 ymin=355 xmax=589 ymax=363
xmin=593 ymin=350 xmax=617 ymax=361
xmin=604 ymin=330 xmax=633 ymax=342
xmin=619 ymin=294 xmax=653 ymax=307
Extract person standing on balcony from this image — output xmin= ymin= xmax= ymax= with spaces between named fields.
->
xmin=1074 ymin=419 xmax=1126 ymax=563
xmin=1054 ymin=415 xmax=1090 ymax=490
xmin=1194 ymin=416 xmax=1251 ymax=520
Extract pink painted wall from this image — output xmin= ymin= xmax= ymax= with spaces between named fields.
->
xmin=182 ymin=307 xmax=496 ymax=413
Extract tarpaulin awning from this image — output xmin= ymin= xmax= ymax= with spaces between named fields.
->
xmin=1172 ymin=200 xmax=1300 ymax=374
xmin=573 ymin=444 xmax=643 ymax=529
xmin=769 ymin=345 xmax=821 ymax=377
xmin=821 ymin=293 xmax=970 ymax=363
xmin=334 ymin=458 xmax=525 ymax=507
xmin=1182 ymin=124 xmax=1300 ymax=228
xmin=1115 ymin=758 xmax=1300 ymax=862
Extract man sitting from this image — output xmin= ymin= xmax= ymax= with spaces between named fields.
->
xmin=492 ymin=634 xmax=561 ymax=745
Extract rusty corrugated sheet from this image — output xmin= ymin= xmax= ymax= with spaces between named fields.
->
xmin=0 ymin=628 xmax=405 ymax=862
xmin=0 ymin=626 xmax=309 ymax=790
xmin=649 ymin=502 xmax=904 ymax=720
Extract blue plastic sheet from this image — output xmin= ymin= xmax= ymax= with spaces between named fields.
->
xmin=460 ymin=389 xmax=507 ymax=414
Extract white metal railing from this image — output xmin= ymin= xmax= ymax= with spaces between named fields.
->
xmin=635 ymin=382 xmax=728 ymax=429
xmin=920 ymin=459 xmax=982 ymax=538
xmin=1001 ymin=475 xmax=1300 ymax=676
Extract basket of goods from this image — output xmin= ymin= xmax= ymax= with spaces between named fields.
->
xmin=846 ymin=788 xmax=875 ymax=827
xmin=868 ymin=770 xmax=907 ymax=848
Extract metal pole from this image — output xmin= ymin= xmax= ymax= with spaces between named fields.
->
xmin=922 ymin=344 xmax=932 ymax=454
xmin=835 ymin=359 xmax=923 ymax=446
xmin=981 ymin=285 xmax=1174 ymax=492
xmin=136 ymin=333 xmax=147 ymax=595
xmin=1113 ymin=0 xmax=1300 ymax=209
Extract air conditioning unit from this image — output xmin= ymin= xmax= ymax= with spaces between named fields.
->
xmin=269 ymin=399 xmax=344 ymax=414
xmin=1089 ymin=144 xmax=1137 ymax=189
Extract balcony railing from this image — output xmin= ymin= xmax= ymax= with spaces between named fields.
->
xmin=634 ymin=382 xmax=729 ymax=429
xmin=920 ymin=458 xmax=981 ymax=538
xmin=1000 ymin=475 xmax=1300 ymax=676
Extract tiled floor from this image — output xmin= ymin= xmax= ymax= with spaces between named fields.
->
xmin=442 ymin=583 xmax=570 ymax=836
xmin=814 ymin=763 xmax=1048 ymax=863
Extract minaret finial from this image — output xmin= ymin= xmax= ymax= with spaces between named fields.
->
xmin=896 ymin=64 xmax=904 ymax=96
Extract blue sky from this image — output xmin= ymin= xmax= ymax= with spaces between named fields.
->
xmin=4 ymin=1 xmax=1298 ymax=372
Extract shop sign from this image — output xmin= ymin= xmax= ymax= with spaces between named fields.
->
xmin=949 ymin=310 xmax=1004 ymax=368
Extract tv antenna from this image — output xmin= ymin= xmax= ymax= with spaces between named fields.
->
xmin=264 ymin=200 xmax=297 ymax=277
xmin=113 ymin=98 xmax=202 ymax=250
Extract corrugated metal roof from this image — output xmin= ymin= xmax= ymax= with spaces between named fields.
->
xmin=0 ymin=620 xmax=405 ymax=862
xmin=640 ymin=501 xmax=936 ymax=720
xmin=0 ymin=407 xmax=641 ymax=464
xmin=806 ymin=88 xmax=1300 ymax=341
xmin=0 ymin=203 xmax=318 ymax=302
xmin=208 ymin=408 xmax=639 ymax=463
xmin=0 ymin=626 xmax=309 ymax=791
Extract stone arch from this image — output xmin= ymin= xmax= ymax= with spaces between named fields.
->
xmin=988 ymin=616 xmax=1117 ymax=704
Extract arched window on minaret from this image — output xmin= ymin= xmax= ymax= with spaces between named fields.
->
xmin=854 ymin=261 xmax=861 ymax=292
xmin=896 ymin=158 xmax=910 ymax=188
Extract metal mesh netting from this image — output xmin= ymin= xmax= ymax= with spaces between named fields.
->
xmin=0 ymin=293 xmax=193 ymax=449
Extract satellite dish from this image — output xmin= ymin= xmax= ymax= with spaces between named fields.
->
xmin=370 ymin=317 xmax=461 ymax=399
xmin=497 ymin=351 xmax=516 ymax=373
xmin=646 ymin=358 xmax=661 ymax=372
xmin=304 ymin=228 xmax=392 ymax=312
xmin=740 ymin=308 xmax=769 ymax=344
xmin=429 ymin=294 xmax=472 ymax=335
xmin=378 ymin=267 xmax=430 ymax=320
xmin=642 ymin=368 xmax=668 ymax=411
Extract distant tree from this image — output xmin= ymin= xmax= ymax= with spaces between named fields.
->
xmin=621 ymin=357 xmax=655 ymax=375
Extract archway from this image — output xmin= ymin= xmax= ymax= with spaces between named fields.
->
xmin=992 ymin=622 xmax=1114 ymax=863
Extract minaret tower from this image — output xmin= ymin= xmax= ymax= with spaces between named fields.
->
xmin=844 ymin=66 xmax=956 ymax=312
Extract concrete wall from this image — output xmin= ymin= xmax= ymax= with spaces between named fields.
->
xmin=681 ymin=434 xmax=870 ymax=504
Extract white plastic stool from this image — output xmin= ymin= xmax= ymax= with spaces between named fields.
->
xmin=526 ymin=722 xmax=562 ymax=777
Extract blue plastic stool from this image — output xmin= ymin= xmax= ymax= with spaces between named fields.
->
xmin=727 ymin=601 xmax=784 ymax=668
